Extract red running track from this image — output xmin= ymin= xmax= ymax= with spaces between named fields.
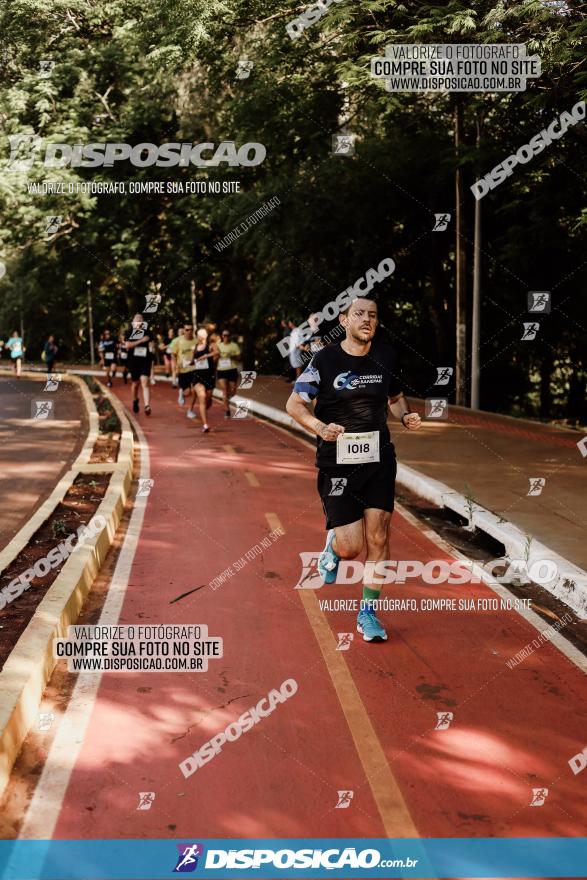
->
xmin=22 ymin=381 xmax=587 ymax=843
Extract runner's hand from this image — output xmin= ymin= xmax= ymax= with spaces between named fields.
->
xmin=402 ymin=412 xmax=421 ymax=430
xmin=319 ymin=422 xmax=345 ymax=441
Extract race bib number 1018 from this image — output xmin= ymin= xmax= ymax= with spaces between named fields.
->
xmin=336 ymin=431 xmax=380 ymax=464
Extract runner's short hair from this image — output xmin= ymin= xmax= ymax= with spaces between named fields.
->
xmin=341 ymin=295 xmax=377 ymax=316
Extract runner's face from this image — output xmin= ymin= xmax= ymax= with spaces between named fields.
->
xmin=184 ymin=325 xmax=194 ymax=339
xmin=343 ymin=300 xmax=378 ymax=342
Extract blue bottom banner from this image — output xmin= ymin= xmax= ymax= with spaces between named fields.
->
xmin=1 ymin=838 xmax=586 ymax=879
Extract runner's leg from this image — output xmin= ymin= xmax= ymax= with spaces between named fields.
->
xmin=362 ymin=508 xmax=391 ymax=600
xmin=140 ymin=374 xmax=151 ymax=413
xmin=218 ymin=377 xmax=229 ymax=415
xmin=195 ymin=384 xmax=208 ymax=428
xmin=332 ymin=520 xmax=364 ymax=560
xmin=357 ymin=507 xmax=392 ymax=641
xmin=132 ymin=378 xmax=140 ymax=412
xmin=186 ymin=377 xmax=197 ymax=418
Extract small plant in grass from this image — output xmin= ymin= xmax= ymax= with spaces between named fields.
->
xmin=83 ymin=377 xmax=100 ymax=395
xmin=523 ymin=534 xmax=534 ymax=567
xmin=102 ymin=414 xmax=119 ymax=432
xmin=52 ymin=519 xmax=74 ymax=539
xmin=463 ymin=483 xmax=477 ymax=532
xmin=508 ymin=534 xmax=534 ymax=587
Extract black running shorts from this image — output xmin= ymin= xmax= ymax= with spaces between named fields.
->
xmin=217 ymin=368 xmax=238 ymax=383
xmin=129 ymin=359 xmax=152 ymax=380
xmin=193 ymin=370 xmax=215 ymax=390
xmin=317 ymin=457 xmax=397 ymax=529
xmin=178 ymin=370 xmax=195 ymax=390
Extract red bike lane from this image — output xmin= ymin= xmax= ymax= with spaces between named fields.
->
xmin=23 ymin=381 xmax=587 ymax=845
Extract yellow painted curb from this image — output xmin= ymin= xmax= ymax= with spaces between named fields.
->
xmin=0 ymin=374 xmax=96 ymax=577
xmin=0 ymin=379 xmax=135 ymax=797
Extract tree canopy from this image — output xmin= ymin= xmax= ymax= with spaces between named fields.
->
xmin=0 ymin=0 xmax=585 ymax=419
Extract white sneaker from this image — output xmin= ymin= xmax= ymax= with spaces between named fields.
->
xmin=178 ymin=389 xmax=185 ymax=405
xmin=202 ymin=424 xmax=210 ymax=433
xmin=150 ymin=377 xmax=156 ymax=385
xmin=186 ymin=410 xmax=196 ymax=419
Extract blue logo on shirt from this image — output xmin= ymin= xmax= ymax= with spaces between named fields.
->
xmin=333 ymin=371 xmax=360 ymax=390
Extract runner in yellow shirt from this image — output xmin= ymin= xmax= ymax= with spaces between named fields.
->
xmin=170 ymin=324 xmax=196 ymax=407
xmin=216 ymin=330 xmax=241 ymax=418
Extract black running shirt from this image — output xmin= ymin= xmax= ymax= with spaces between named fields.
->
xmin=294 ymin=341 xmax=403 ymax=467
xmin=124 ymin=327 xmax=153 ymax=366
xmin=99 ymin=338 xmax=117 ymax=361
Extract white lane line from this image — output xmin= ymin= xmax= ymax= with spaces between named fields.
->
xmin=17 ymin=413 xmax=149 ymax=841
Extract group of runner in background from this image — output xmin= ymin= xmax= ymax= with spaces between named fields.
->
xmin=97 ymin=316 xmax=241 ymax=430
xmin=0 ymin=331 xmax=26 ymax=377
xmin=0 ymin=332 xmax=59 ymax=376
xmin=1 ymin=312 xmax=322 ymax=431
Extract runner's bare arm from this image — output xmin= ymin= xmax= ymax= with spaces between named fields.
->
xmin=388 ymin=392 xmax=421 ymax=430
xmin=286 ymin=391 xmax=345 ymax=441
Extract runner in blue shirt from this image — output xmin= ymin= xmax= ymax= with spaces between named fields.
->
xmin=5 ymin=330 xmax=24 ymax=378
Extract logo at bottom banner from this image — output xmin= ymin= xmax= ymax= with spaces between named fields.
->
xmin=174 ymin=843 xmax=205 ymax=872
xmin=195 ymin=847 xmax=387 ymax=871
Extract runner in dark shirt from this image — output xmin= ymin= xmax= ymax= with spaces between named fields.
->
xmin=297 ymin=339 xmax=403 ymax=467
xmin=124 ymin=313 xmax=153 ymax=415
xmin=98 ymin=329 xmax=117 ymax=387
xmin=286 ymin=296 xmax=421 ymax=642
xmin=186 ymin=328 xmax=219 ymax=433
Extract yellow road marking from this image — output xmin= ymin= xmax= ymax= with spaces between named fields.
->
xmin=264 ymin=512 xmax=282 ymax=533
xmin=266 ymin=513 xmax=419 ymax=838
xmin=245 ymin=471 xmax=260 ymax=488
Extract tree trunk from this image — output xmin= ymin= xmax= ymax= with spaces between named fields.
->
xmin=471 ymin=110 xmax=483 ymax=410
xmin=567 ymin=357 xmax=586 ymax=423
xmin=454 ymin=97 xmax=467 ymax=406
xmin=539 ymin=346 xmax=553 ymax=418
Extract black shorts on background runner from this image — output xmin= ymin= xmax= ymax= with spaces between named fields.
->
xmin=178 ymin=370 xmax=195 ymax=390
xmin=317 ymin=457 xmax=397 ymax=528
xmin=217 ymin=368 xmax=237 ymax=383
xmin=193 ymin=369 xmax=215 ymax=390
xmin=129 ymin=362 xmax=151 ymax=381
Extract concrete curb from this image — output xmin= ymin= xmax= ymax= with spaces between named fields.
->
xmin=224 ymin=392 xmax=587 ymax=620
xmin=0 ymin=378 xmax=135 ymax=797
xmin=0 ymin=373 xmax=97 ymax=576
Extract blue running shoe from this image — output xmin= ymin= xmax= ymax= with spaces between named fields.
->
xmin=318 ymin=529 xmax=340 ymax=584
xmin=357 ymin=604 xmax=388 ymax=642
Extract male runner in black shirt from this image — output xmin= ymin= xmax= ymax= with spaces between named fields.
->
xmin=124 ymin=313 xmax=153 ymax=415
xmin=98 ymin=329 xmax=117 ymax=387
xmin=286 ymin=296 xmax=421 ymax=641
